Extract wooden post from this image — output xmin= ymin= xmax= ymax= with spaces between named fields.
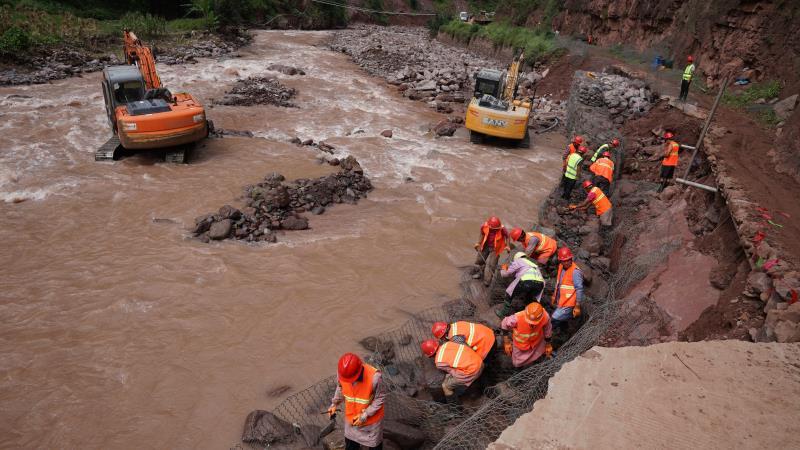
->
xmin=682 ymin=75 xmax=731 ymax=181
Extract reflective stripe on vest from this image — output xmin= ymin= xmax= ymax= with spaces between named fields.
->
xmin=565 ymin=153 xmax=582 ymax=180
xmin=663 ymin=141 xmax=679 ymax=167
xmin=591 ymin=158 xmax=614 ymax=183
xmin=591 ymin=143 xmax=609 ymax=162
xmin=532 ymin=232 xmax=552 ymax=253
xmin=448 ymin=321 xmax=493 ymax=359
xmin=552 ymin=263 xmax=579 ymax=308
xmin=520 ymin=258 xmax=544 ymax=282
xmin=435 ymin=341 xmax=482 ymax=377
xmin=590 ymin=187 xmax=612 ymax=216
xmin=436 ymin=341 xmax=465 ymax=367
xmin=511 ymin=311 xmax=549 ymax=351
xmin=683 ymin=63 xmax=694 ymax=81
xmin=451 ymin=321 xmax=475 ymax=346
xmin=341 ymin=364 xmax=385 ymax=426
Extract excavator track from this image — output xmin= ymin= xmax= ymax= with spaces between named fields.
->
xmin=164 ymin=148 xmax=186 ymax=164
xmin=95 ymin=136 xmax=121 ymax=161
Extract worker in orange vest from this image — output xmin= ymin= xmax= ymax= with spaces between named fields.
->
xmin=563 ymin=135 xmax=584 ymax=160
xmin=500 ymin=302 xmax=553 ymax=367
xmin=571 ymin=180 xmax=613 ymax=227
xmin=421 ymin=338 xmax=484 ymax=405
xmin=550 ymin=247 xmax=585 ymax=334
xmin=327 ymin=353 xmax=385 ymax=449
xmin=473 ymin=216 xmax=509 ymax=283
xmin=508 ymin=227 xmax=558 ymax=264
xmin=658 ymin=131 xmax=680 ymax=193
xmin=589 ymin=150 xmax=615 ymax=195
xmin=432 ymin=321 xmax=495 ymax=360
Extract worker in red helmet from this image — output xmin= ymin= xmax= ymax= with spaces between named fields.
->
xmin=589 ymin=150 xmax=615 ymax=195
xmin=589 ymin=137 xmax=620 ymax=163
xmin=658 ymin=131 xmax=681 ymax=193
xmin=500 ymin=302 xmax=553 ymax=367
xmin=550 ymin=247 xmax=585 ymax=334
xmin=561 ymin=145 xmax=587 ymax=200
xmin=473 ymin=216 xmax=509 ymax=285
xmin=508 ymin=227 xmax=557 ymax=264
xmin=679 ymin=55 xmax=696 ymax=101
xmin=431 ymin=320 xmax=495 ymax=360
xmin=421 ymin=338 xmax=483 ymax=405
xmin=327 ymin=353 xmax=386 ymax=449
xmin=563 ymin=135 xmax=584 ymax=160
xmin=496 ymin=251 xmax=546 ymax=318
xmin=570 ymin=180 xmax=613 ymax=226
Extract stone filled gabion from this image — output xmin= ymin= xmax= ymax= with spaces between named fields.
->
xmin=576 ymin=72 xmax=655 ymax=123
xmin=193 ymin=156 xmax=372 ymax=243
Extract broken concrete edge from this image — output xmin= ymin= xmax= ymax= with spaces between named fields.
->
xmin=703 ymin=127 xmax=800 ymax=342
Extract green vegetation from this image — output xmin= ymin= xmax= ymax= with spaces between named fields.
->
xmin=439 ymin=19 xmax=559 ymax=62
xmin=0 ymin=25 xmax=30 ymax=54
xmin=722 ymin=81 xmax=781 ymax=108
xmin=367 ymin=0 xmax=387 ymax=25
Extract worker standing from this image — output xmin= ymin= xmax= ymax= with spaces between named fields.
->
xmin=508 ymin=227 xmax=557 ymax=264
xmin=473 ymin=216 xmax=509 ymax=283
xmin=563 ymin=135 xmax=584 ymax=160
xmin=589 ymin=151 xmax=615 ymax=195
xmin=658 ymin=132 xmax=680 ymax=193
xmin=571 ymin=180 xmax=613 ymax=227
xmin=327 ymin=353 xmax=385 ymax=450
xmin=421 ymin=339 xmax=484 ymax=405
xmin=589 ymin=138 xmax=619 ymax=163
xmin=496 ymin=252 xmax=545 ymax=318
xmin=679 ymin=55 xmax=695 ymax=102
xmin=550 ymin=247 xmax=584 ymax=333
xmin=500 ymin=302 xmax=553 ymax=367
xmin=561 ymin=145 xmax=587 ymax=200
xmin=432 ymin=321 xmax=495 ymax=360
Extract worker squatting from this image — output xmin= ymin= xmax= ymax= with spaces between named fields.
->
xmin=325 ymin=131 xmax=685 ymax=449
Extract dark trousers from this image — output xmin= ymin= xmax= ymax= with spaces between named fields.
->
xmin=679 ymin=79 xmax=691 ymax=101
xmin=346 ymin=438 xmax=382 ymax=450
xmin=561 ymin=176 xmax=577 ymax=200
xmin=505 ymin=279 xmax=544 ymax=313
xmin=594 ymin=176 xmax=611 ymax=196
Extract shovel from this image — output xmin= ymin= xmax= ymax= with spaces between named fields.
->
xmin=318 ymin=411 xmax=337 ymax=442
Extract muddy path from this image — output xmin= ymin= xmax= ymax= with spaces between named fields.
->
xmin=0 ymin=31 xmax=563 ymax=448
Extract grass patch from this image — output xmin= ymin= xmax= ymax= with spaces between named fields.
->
xmin=439 ymin=19 xmax=559 ymax=62
xmin=722 ymin=80 xmax=781 ymax=107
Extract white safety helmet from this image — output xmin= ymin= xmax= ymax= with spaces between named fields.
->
xmin=513 ymin=251 xmax=527 ymax=261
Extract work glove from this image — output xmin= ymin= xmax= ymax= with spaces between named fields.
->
xmin=352 ymin=413 xmax=367 ymax=427
xmin=503 ymin=335 xmax=513 ymax=356
xmin=573 ymin=304 xmax=581 ymax=318
xmin=501 ymin=263 xmax=509 ymax=271
xmin=474 ymin=243 xmax=480 ymax=250
xmin=568 ymin=204 xmax=577 ymax=210
xmin=545 ymin=343 xmax=553 ymax=359
xmin=326 ymin=405 xmax=337 ymax=418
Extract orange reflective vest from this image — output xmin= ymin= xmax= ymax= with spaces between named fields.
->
xmin=480 ymin=223 xmax=507 ymax=256
xmin=552 ymin=263 xmax=581 ymax=308
xmin=662 ymin=140 xmax=679 ymax=167
xmin=566 ymin=143 xmax=578 ymax=157
xmin=448 ymin=321 xmax=495 ymax=360
xmin=435 ymin=341 xmax=482 ymax=378
xmin=524 ymin=231 xmax=557 ymax=258
xmin=512 ymin=310 xmax=550 ymax=351
xmin=341 ymin=364 xmax=385 ymax=426
xmin=589 ymin=187 xmax=611 ymax=216
xmin=590 ymin=157 xmax=615 ymax=183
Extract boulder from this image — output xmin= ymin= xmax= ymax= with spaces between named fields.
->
xmin=322 ymin=428 xmax=346 ymax=450
xmin=381 ymin=129 xmax=393 ymax=138
xmin=193 ymin=213 xmax=214 ymax=234
xmin=416 ymin=80 xmax=436 ymax=91
xmin=773 ymin=94 xmax=798 ymax=120
xmin=579 ymin=233 xmax=602 ymax=255
xmin=433 ymin=120 xmax=458 ymax=137
xmin=774 ymin=320 xmax=800 ymax=343
xmin=384 ymin=420 xmax=425 ymax=449
xmin=208 ymin=219 xmax=233 ymax=240
xmin=241 ymin=410 xmax=296 ymax=446
xmin=744 ymin=271 xmax=772 ymax=298
xmin=281 ymin=216 xmax=309 ymax=230
xmin=218 ymin=204 xmax=242 ymax=220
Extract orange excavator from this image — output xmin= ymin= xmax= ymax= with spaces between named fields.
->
xmin=96 ymin=29 xmax=211 ymax=163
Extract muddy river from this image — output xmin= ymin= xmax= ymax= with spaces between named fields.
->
xmin=0 ymin=31 xmax=562 ymax=448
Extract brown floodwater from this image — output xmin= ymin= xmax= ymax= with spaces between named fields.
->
xmin=0 ymin=31 xmax=563 ymax=448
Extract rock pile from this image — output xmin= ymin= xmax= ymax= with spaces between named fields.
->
xmin=193 ymin=156 xmax=372 ymax=243
xmin=267 ymin=64 xmax=305 ymax=76
xmin=216 ymin=76 xmax=297 ymax=107
xmin=0 ymin=48 xmax=114 ymax=85
xmin=155 ymin=29 xmax=250 ymax=65
xmin=571 ymin=71 xmax=655 ymax=126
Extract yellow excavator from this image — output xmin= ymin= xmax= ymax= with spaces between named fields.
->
xmin=465 ymin=53 xmax=531 ymax=147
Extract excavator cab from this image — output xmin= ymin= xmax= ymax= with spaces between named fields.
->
xmin=101 ymin=65 xmax=145 ymax=131
xmin=473 ymin=69 xmax=508 ymax=110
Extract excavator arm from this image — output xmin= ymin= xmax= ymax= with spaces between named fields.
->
xmin=123 ymin=29 xmax=162 ymax=90
xmin=502 ymin=52 xmax=524 ymax=103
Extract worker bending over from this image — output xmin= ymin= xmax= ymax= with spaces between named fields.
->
xmin=679 ymin=55 xmax=695 ymax=102
xmin=500 ymin=302 xmax=553 ymax=367
xmin=508 ymin=227 xmax=557 ymax=264
xmin=589 ymin=138 xmax=619 ymax=163
xmin=550 ymin=247 xmax=584 ymax=333
xmin=571 ymin=180 xmax=613 ymax=227
xmin=421 ymin=338 xmax=483 ymax=405
xmin=432 ymin=321 xmax=495 ymax=360
xmin=589 ymin=151 xmax=615 ymax=195
xmin=561 ymin=145 xmax=587 ymax=200
xmin=496 ymin=252 xmax=545 ymax=318
xmin=328 ymin=353 xmax=385 ymax=450
xmin=658 ymin=131 xmax=680 ymax=193
xmin=473 ymin=216 xmax=509 ymax=283
xmin=563 ymin=135 xmax=584 ymax=160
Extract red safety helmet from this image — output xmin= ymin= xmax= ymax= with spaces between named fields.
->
xmin=687 ymin=55 xmax=694 ymax=62
xmin=582 ymin=180 xmax=593 ymax=189
xmin=432 ymin=322 xmax=448 ymax=339
xmin=338 ymin=353 xmax=363 ymax=383
xmin=611 ymin=138 xmax=620 ymax=147
xmin=602 ymin=151 xmax=612 ymax=158
xmin=573 ymin=135 xmax=584 ymax=145
xmin=421 ymin=339 xmax=439 ymax=357
xmin=487 ymin=216 xmax=502 ymax=229
xmin=524 ymin=302 xmax=545 ymax=325
xmin=663 ymin=132 xmax=674 ymax=139
xmin=578 ymin=145 xmax=588 ymax=154
xmin=557 ymin=247 xmax=573 ymax=261
xmin=509 ymin=227 xmax=524 ymax=241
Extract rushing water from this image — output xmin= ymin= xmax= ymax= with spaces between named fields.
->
xmin=0 ymin=31 xmax=563 ymax=448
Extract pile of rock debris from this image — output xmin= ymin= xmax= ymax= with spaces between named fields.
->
xmin=216 ymin=76 xmax=297 ymax=107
